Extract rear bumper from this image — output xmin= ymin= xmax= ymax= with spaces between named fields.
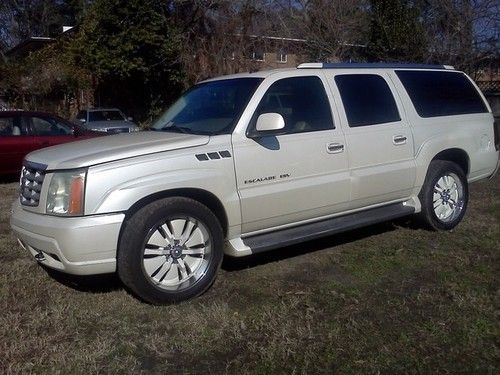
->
xmin=10 ymin=201 xmax=124 ymax=275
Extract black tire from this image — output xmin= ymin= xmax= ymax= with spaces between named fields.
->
xmin=117 ymin=197 xmax=224 ymax=304
xmin=418 ymin=160 xmax=468 ymax=230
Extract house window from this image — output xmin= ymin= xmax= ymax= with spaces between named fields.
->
xmin=277 ymin=51 xmax=287 ymax=63
xmin=252 ymin=51 xmax=265 ymax=61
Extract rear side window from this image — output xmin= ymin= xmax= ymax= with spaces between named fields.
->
xmin=335 ymin=74 xmax=401 ymax=127
xmin=0 ymin=117 xmax=16 ymax=135
xmin=252 ymin=76 xmax=334 ymax=134
xmin=0 ymin=116 xmax=26 ymax=136
xmin=396 ymin=71 xmax=488 ymax=117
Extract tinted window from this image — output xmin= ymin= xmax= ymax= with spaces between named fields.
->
xmin=396 ymin=71 xmax=488 ymax=117
xmin=0 ymin=117 xmax=16 ymax=136
xmin=89 ymin=110 xmax=125 ymax=122
xmin=252 ymin=76 xmax=334 ymax=134
xmin=335 ymin=74 xmax=401 ymax=127
xmin=31 ymin=117 xmax=72 ymax=136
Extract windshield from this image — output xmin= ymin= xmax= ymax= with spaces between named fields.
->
xmin=89 ymin=110 xmax=125 ymax=122
xmin=151 ymin=78 xmax=263 ymax=135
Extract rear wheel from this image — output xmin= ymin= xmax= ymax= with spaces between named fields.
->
xmin=118 ymin=197 xmax=223 ymax=304
xmin=418 ymin=160 xmax=468 ymax=230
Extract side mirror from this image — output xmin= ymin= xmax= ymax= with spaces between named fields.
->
xmin=79 ymin=118 xmax=86 ymax=123
xmin=255 ymin=113 xmax=285 ymax=133
xmin=127 ymin=116 xmax=133 ymax=121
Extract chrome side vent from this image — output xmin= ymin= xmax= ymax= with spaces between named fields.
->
xmin=20 ymin=162 xmax=47 ymax=207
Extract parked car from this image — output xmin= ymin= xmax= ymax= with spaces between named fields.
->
xmin=76 ymin=108 xmax=139 ymax=133
xmin=11 ymin=63 xmax=499 ymax=304
xmin=0 ymin=111 xmax=101 ymax=176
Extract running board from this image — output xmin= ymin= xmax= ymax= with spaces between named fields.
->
xmin=243 ymin=203 xmax=414 ymax=254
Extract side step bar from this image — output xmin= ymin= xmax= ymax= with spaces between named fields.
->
xmin=243 ymin=203 xmax=415 ymax=254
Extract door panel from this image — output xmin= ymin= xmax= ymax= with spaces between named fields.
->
xmin=331 ymin=72 xmax=416 ymax=208
xmin=0 ymin=116 xmax=34 ymax=175
xmin=233 ymin=131 xmax=350 ymax=233
xmin=232 ymin=74 xmax=350 ymax=234
xmin=345 ymin=123 xmax=415 ymax=207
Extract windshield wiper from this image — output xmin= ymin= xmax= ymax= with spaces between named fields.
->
xmin=160 ymin=124 xmax=193 ymax=134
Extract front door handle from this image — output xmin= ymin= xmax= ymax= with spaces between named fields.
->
xmin=327 ymin=143 xmax=345 ymax=154
xmin=393 ymin=135 xmax=407 ymax=145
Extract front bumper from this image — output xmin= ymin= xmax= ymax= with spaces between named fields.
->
xmin=10 ymin=201 xmax=124 ymax=275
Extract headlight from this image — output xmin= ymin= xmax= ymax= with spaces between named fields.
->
xmin=46 ymin=169 xmax=86 ymax=216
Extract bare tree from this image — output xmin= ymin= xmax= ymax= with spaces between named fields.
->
xmin=273 ymin=0 xmax=370 ymax=62
xmin=423 ymin=0 xmax=499 ymax=74
xmin=173 ymin=0 xmax=279 ymax=83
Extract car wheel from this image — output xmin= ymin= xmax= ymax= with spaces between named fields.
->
xmin=117 ymin=197 xmax=224 ymax=304
xmin=418 ymin=160 xmax=468 ymax=230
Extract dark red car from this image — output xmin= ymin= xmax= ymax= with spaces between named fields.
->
xmin=0 ymin=111 xmax=100 ymax=175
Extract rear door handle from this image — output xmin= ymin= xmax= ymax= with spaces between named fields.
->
xmin=327 ymin=143 xmax=345 ymax=154
xmin=393 ymin=135 xmax=407 ymax=145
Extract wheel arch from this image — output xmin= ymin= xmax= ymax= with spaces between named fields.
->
xmin=431 ymin=148 xmax=470 ymax=176
xmin=122 ymin=188 xmax=229 ymax=237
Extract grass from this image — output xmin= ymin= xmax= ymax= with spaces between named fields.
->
xmin=0 ymin=176 xmax=498 ymax=374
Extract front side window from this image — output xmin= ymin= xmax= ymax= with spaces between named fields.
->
xmin=335 ymin=74 xmax=401 ymax=127
xmin=396 ymin=71 xmax=488 ymax=117
xmin=151 ymin=78 xmax=263 ymax=135
xmin=31 ymin=117 xmax=72 ymax=136
xmin=251 ymin=76 xmax=334 ymax=134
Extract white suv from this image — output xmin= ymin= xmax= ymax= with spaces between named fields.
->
xmin=11 ymin=63 xmax=499 ymax=304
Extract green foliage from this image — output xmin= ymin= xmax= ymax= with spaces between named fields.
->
xmin=69 ymin=0 xmax=183 ymax=121
xmin=73 ymin=0 xmax=180 ymax=79
xmin=366 ymin=0 xmax=428 ymax=62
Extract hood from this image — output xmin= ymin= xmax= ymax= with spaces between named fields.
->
xmin=26 ymin=131 xmax=210 ymax=170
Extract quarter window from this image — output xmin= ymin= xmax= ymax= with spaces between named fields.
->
xmin=396 ymin=71 xmax=488 ymax=117
xmin=252 ymin=76 xmax=334 ymax=134
xmin=335 ymin=74 xmax=401 ymax=127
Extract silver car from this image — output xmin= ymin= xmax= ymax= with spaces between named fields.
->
xmin=76 ymin=108 xmax=139 ymax=133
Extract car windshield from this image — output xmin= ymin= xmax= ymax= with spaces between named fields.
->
xmin=89 ymin=110 xmax=125 ymax=122
xmin=151 ymin=78 xmax=263 ymax=135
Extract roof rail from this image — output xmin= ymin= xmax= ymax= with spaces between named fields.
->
xmin=297 ymin=62 xmax=454 ymax=70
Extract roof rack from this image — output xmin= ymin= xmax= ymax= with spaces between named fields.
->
xmin=297 ymin=62 xmax=454 ymax=70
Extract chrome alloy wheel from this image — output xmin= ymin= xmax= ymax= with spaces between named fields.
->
xmin=142 ymin=217 xmax=212 ymax=291
xmin=432 ymin=173 xmax=465 ymax=223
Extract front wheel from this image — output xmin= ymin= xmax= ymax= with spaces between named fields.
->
xmin=418 ymin=160 xmax=468 ymax=230
xmin=117 ymin=197 xmax=224 ymax=304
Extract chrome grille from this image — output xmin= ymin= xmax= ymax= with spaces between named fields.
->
xmin=20 ymin=162 xmax=47 ymax=207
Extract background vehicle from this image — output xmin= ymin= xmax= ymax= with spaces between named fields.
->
xmin=0 ymin=111 xmax=101 ymax=176
xmin=76 ymin=108 xmax=139 ymax=133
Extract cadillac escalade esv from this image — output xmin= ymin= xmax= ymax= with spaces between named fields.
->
xmin=10 ymin=63 xmax=499 ymax=304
